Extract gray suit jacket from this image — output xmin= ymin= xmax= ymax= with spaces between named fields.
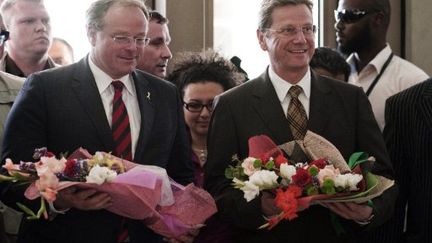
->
xmin=204 ymin=69 xmax=397 ymax=243
xmin=1 ymin=57 xmax=194 ymax=243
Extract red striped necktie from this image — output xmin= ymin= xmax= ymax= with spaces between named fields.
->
xmin=111 ymin=81 xmax=132 ymax=161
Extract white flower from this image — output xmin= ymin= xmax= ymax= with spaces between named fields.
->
xmin=241 ymin=157 xmax=261 ymax=176
xmin=249 ymin=170 xmax=279 ymax=190
xmin=86 ymin=165 xmax=117 ymax=185
xmin=232 ymin=177 xmax=245 ymax=188
xmin=241 ymin=181 xmax=260 ymax=202
xmin=279 ymin=163 xmax=296 ymax=181
xmin=334 ymin=173 xmax=363 ymax=191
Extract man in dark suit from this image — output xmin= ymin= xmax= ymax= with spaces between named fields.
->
xmin=0 ymin=0 xmax=193 ymax=243
xmin=204 ymin=0 xmax=396 ymax=242
xmin=366 ymin=79 xmax=432 ymax=243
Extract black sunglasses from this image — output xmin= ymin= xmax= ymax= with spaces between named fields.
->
xmin=334 ymin=9 xmax=377 ymax=24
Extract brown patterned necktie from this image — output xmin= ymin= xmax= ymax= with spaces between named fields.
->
xmin=287 ymin=85 xmax=308 ymax=140
xmin=111 ymin=81 xmax=132 ymax=161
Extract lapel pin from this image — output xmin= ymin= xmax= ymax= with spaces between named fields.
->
xmin=146 ymin=92 xmax=151 ymax=100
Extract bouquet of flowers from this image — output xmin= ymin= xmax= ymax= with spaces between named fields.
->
xmin=225 ymin=131 xmax=394 ymax=229
xmin=0 ymin=148 xmax=217 ymax=238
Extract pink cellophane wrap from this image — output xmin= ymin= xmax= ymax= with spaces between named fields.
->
xmin=24 ymin=148 xmax=217 ymax=238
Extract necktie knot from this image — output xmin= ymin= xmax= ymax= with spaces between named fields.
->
xmin=112 ymin=80 xmax=124 ymax=91
xmin=288 ymin=85 xmax=303 ymax=98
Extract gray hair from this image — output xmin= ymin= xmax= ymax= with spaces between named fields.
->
xmin=0 ymin=0 xmax=45 ymax=27
xmin=86 ymin=0 xmax=149 ymax=31
xmin=258 ymin=0 xmax=313 ymax=30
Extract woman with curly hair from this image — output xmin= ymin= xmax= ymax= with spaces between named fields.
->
xmin=167 ymin=49 xmax=244 ymax=242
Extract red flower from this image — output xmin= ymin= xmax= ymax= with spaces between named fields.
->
xmin=274 ymin=185 xmax=302 ymax=221
xmin=309 ymin=159 xmax=327 ymax=169
xmin=63 ymin=159 xmax=79 ymax=179
xmin=274 ymin=154 xmax=288 ymax=168
xmin=291 ymin=168 xmax=312 ymax=187
xmin=45 ymin=152 xmax=55 ymax=158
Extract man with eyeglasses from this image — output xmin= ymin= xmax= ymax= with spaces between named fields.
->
xmin=0 ymin=0 xmax=57 ymax=77
xmin=204 ymin=0 xmax=396 ymax=242
xmin=0 ymin=0 xmax=193 ymax=243
xmin=335 ymin=0 xmax=428 ymax=131
xmin=137 ymin=11 xmax=172 ymax=79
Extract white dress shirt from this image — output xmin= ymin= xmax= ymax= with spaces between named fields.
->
xmin=347 ymin=44 xmax=429 ymax=131
xmin=269 ymin=67 xmax=311 ymax=118
xmin=88 ymin=57 xmax=141 ymax=158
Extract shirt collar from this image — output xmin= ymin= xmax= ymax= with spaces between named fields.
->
xmin=268 ymin=66 xmax=311 ymax=103
xmin=4 ymin=54 xmax=55 ymax=78
xmin=88 ymin=56 xmax=135 ymax=96
xmin=347 ymin=44 xmax=392 ymax=73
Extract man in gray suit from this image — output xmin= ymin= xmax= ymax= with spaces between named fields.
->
xmin=204 ymin=0 xmax=396 ymax=242
xmin=0 ymin=0 xmax=193 ymax=242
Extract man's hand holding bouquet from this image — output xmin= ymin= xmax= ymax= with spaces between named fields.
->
xmin=225 ymin=131 xmax=394 ymax=229
xmin=0 ymin=147 xmax=217 ymax=238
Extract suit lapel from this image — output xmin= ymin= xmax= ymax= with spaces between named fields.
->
xmin=308 ymin=72 xmax=331 ymax=134
xmin=132 ymin=71 xmax=155 ymax=161
xmin=251 ymin=71 xmax=293 ymax=144
xmin=70 ymin=57 xmax=113 ymax=151
xmin=418 ymin=80 xmax=432 ymax=133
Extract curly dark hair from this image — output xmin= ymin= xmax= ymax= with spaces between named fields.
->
xmin=167 ymin=49 xmax=244 ymax=97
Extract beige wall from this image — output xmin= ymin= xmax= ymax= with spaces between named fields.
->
xmin=166 ymin=0 xmax=430 ymax=76
xmin=166 ymin=0 xmax=213 ymax=54
xmin=405 ymin=0 xmax=431 ymax=76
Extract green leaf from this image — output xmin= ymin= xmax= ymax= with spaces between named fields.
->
xmin=308 ymin=166 xmax=319 ymax=176
xmin=321 ymin=178 xmax=336 ymax=195
xmin=265 ymin=160 xmax=275 ymax=170
xmin=36 ymin=198 xmax=46 ymax=219
xmin=16 ymin=202 xmax=37 ymax=219
xmin=225 ymin=167 xmax=234 ymax=179
xmin=253 ymin=159 xmax=262 ymax=168
xmin=0 ymin=174 xmax=17 ymax=182
xmin=348 ymin=152 xmax=369 ymax=170
xmin=305 ymin=185 xmax=319 ymax=195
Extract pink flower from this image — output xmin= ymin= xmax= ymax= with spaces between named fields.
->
xmin=3 ymin=159 xmax=19 ymax=172
xmin=241 ymin=157 xmax=261 ymax=176
xmin=316 ymin=165 xmax=340 ymax=185
xmin=40 ymin=156 xmax=66 ymax=174
xmin=40 ymin=187 xmax=57 ymax=202
xmin=36 ymin=172 xmax=59 ymax=193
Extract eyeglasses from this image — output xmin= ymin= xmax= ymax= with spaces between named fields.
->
xmin=262 ymin=25 xmax=317 ymax=37
xmin=111 ymin=35 xmax=150 ymax=46
xmin=183 ymin=101 xmax=213 ymax=113
xmin=334 ymin=9 xmax=377 ymax=24
xmin=0 ymin=30 xmax=9 ymax=46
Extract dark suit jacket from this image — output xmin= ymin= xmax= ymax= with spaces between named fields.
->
xmin=0 ymin=57 xmax=194 ymax=243
xmin=204 ymin=70 xmax=397 ymax=243
xmin=367 ymin=78 xmax=432 ymax=243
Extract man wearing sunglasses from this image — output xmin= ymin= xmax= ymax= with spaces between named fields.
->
xmin=335 ymin=1 xmax=430 ymax=243
xmin=335 ymin=0 xmax=428 ymax=132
